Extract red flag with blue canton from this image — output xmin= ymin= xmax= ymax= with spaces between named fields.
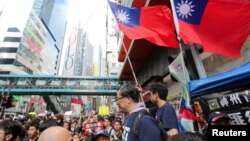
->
xmin=108 ymin=1 xmax=179 ymax=48
xmin=179 ymin=98 xmax=205 ymax=122
xmin=173 ymin=0 xmax=250 ymax=58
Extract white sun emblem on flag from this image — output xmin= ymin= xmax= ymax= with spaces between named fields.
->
xmin=176 ymin=0 xmax=195 ymax=19
xmin=115 ymin=9 xmax=130 ymax=24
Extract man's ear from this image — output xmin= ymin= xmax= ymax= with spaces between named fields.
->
xmin=127 ymin=96 xmax=134 ymax=104
xmin=37 ymin=129 xmax=40 ymax=135
xmin=5 ymin=134 xmax=13 ymax=141
xmin=155 ymin=92 xmax=160 ymax=98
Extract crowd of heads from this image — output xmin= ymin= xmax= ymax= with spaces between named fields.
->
xmin=0 ymin=112 xmax=124 ymax=141
xmin=0 ymin=82 xmax=235 ymax=141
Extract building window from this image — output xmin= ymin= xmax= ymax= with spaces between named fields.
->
xmin=0 ymin=48 xmax=18 ymax=53
xmin=3 ymin=37 xmax=21 ymax=42
xmin=7 ymin=28 xmax=20 ymax=32
xmin=0 ymin=59 xmax=14 ymax=64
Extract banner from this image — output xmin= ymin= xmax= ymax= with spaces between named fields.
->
xmin=193 ymin=89 xmax=250 ymax=125
xmin=169 ymin=54 xmax=190 ymax=85
xmin=83 ymin=121 xmax=103 ymax=134
xmin=98 ymin=106 xmax=109 ymax=116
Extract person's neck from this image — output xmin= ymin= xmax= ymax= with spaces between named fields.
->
xmin=29 ymin=136 xmax=38 ymax=141
xmin=106 ymin=125 xmax=112 ymax=129
xmin=156 ymin=99 xmax=166 ymax=108
xmin=115 ymin=129 xmax=122 ymax=132
xmin=128 ymin=102 xmax=139 ymax=114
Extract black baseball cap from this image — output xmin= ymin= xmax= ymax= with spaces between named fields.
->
xmin=208 ymin=111 xmax=230 ymax=124
xmin=93 ymin=129 xmax=109 ymax=141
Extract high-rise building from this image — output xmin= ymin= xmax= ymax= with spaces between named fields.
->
xmin=32 ymin=0 xmax=68 ymax=74
xmin=107 ymin=53 xmax=120 ymax=76
xmin=0 ymin=27 xmax=25 ymax=74
xmin=39 ymin=0 xmax=55 ymax=24
xmin=0 ymin=0 xmax=63 ymax=114
xmin=59 ymin=22 xmax=95 ymax=77
xmin=105 ymin=1 xmax=121 ymax=77
xmin=73 ymin=28 xmax=94 ymax=76
xmin=33 ymin=0 xmax=69 ymax=113
xmin=47 ymin=0 xmax=68 ymax=50
xmin=83 ymin=37 xmax=94 ymax=76
xmin=0 ymin=0 xmax=58 ymax=74
xmin=101 ymin=58 xmax=108 ymax=76
xmin=32 ymin=0 xmax=44 ymax=17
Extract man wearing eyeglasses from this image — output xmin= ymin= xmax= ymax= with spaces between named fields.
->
xmin=116 ymin=83 xmax=161 ymax=141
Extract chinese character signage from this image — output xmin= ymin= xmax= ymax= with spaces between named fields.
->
xmin=193 ymin=89 xmax=250 ymax=125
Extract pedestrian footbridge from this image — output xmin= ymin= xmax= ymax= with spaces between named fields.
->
xmin=0 ymin=74 xmax=121 ymax=95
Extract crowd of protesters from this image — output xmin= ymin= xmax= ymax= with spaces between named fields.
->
xmin=0 ymin=111 xmax=125 ymax=141
xmin=0 ymin=82 xmax=234 ymax=141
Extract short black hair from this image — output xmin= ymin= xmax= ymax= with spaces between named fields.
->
xmin=148 ymin=82 xmax=168 ymax=100
xmin=118 ymin=83 xmax=140 ymax=102
xmin=104 ymin=117 xmax=113 ymax=123
xmin=39 ymin=118 xmax=58 ymax=132
xmin=113 ymin=120 xmax=122 ymax=125
xmin=0 ymin=120 xmax=23 ymax=141
xmin=168 ymin=132 xmax=206 ymax=141
xmin=28 ymin=122 xmax=39 ymax=130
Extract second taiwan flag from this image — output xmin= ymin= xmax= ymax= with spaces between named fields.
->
xmin=172 ymin=0 xmax=250 ymax=58
xmin=108 ymin=1 xmax=179 ymax=48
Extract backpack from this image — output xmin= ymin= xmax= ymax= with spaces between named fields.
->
xmin=108 ymin=127 xmax=114 ymax=137
xmin=132 ymin=110 xmax=168 ymax=141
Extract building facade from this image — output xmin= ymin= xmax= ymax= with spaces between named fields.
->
xmin=0 ymin=0 xmax=63 ymax=114
xmin=0 ymin=1 xmax=58 ymax=75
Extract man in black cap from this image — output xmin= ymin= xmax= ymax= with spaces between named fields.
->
xmin=208 ymin=111 xmax=231 ymax=125
xmin=93 ymin=129 xmax=110 ymax=141
xmin=202 ymin=111 xmax=231 ymax=138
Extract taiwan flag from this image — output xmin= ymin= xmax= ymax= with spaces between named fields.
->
xmin=108 ymin=1 xmax=179 ymax=48
xmin=172 ymin=0 xmax=250 ymax=58
xmin=179 ymin=98 xmax=205 ymax=122
xmin=178 ymin=98 xmax=205 ymax=132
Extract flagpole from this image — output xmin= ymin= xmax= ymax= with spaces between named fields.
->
xmin=107 ymin=0 xmax=138 ymax=84
xmin=170 ymin=0 xmax=191 ymax=102
xmin=122 ymin=42 xmax=138 ymax=85
xmin=170 ymin=0 xmax=201 ymax=132
xmin=121 ymin=41 xmax=146 ymax=108
xmin=107 ymin=0 xmax=146 ymax=107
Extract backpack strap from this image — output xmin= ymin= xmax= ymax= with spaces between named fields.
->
xmin=132 ymin=110 xmax=168 ymax=141
xmin=132 ymin=110 xmax=150 ymax=136
xmin=108 ymin=127 xmax=114 ymax=137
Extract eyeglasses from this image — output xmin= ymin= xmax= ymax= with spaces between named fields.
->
xmin=114 ymin=96 xmax=126 ymax=101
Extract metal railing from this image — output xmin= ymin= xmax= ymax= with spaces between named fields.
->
xmin=0 ymin=75 xmax=121 ymax=95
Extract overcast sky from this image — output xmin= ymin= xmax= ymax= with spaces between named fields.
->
xmin=66 ymin=0 xmax=108 ymax=47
